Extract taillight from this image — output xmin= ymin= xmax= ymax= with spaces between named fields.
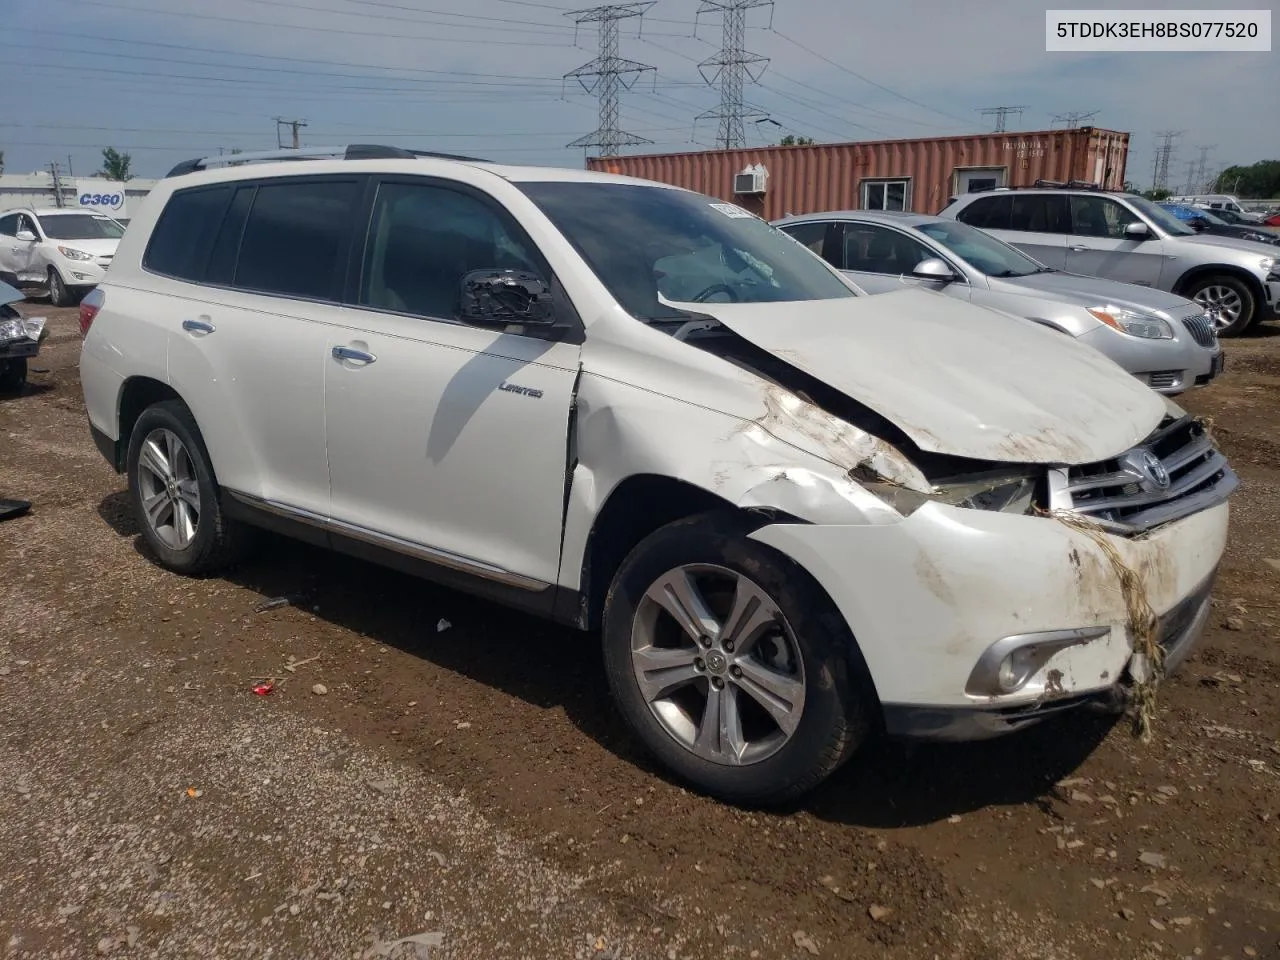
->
xmin=79 ymin=288 xmax=104 ymax=336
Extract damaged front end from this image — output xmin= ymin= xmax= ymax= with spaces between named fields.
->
xmin=0 ymin=282 xmax=45 ymax=393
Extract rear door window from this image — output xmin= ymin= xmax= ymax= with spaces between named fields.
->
xmin=1010 ymin=194 xmax=1069 ymax=233
xmin=232 ymin=178 xmax=362 ymax=301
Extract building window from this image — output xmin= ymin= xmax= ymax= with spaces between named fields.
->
xmin=861 ymin=179 xmax=910 ymax=212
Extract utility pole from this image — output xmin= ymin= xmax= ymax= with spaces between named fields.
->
xmin=49 ymin=161 xmax=66 ymax=208
xmin=1151 ymin=130 xmax=1181 ymax=192
xmin=1051 ymin=110 xmax=1097 ymax=129
xmin=274 ymin=118 xmax=308 ymax=149
xmin=694 ymin=0 xmax=773 ymax=150
xmin=1194 ymin=145 xmax=1215 ymax=193
xmin=563 ymin=3 xmax=657 ymax=158
xmin=979 ymin=105 xmax=1027 ymax=133
xmin=67 ymin=154 xmax=75 ymax=178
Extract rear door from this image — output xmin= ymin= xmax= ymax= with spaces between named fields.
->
xmin=158 ymin=176 xmax=359 ymax=516
xmin=1064 ymin=195 xmax=1165 ymax=286
xmin=0 ymin=215 xmax=20 ymax=281
xmin=954 ymin=193 xmax=1069 ymax=268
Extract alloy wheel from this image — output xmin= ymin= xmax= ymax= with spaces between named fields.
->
xmin=1194 ymin=285 xmax=1243 ymax=331
xmin=630 ymin=563 xmax=806 ymax=766
xmin=137 ymin=427 xmax=202 ymax=550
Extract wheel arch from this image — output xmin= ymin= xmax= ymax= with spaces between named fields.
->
xmin=112 ymin=376 xmax=185 ymax=472
xmin=1172 ymin=264 xmax=1265 ymax=322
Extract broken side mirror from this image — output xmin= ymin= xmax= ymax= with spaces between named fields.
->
xmin=458 ymin=269 xmax=556 ymax=327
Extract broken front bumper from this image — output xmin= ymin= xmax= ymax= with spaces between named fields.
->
xmin=748 ymin=498 xmax=1229 ymax=741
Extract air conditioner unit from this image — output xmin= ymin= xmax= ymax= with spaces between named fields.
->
xmin=733 ymin=164 xmax=768 ymax=195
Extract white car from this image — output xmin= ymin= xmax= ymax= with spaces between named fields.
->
xmin=0 ymin=207 xmax=124 ymax=306
xmin=79 ymin=146 xmax=1237 ymax=805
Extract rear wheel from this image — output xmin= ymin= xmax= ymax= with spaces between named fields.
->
xmin=1185 ymin=274 xmax=1257 ymax=337
xmin=126 ymin=400 xmax=255 ymax=575
xmin=602 ymin=514 xmax=874 ymax=806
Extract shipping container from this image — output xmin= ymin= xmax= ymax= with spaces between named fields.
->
xmin=586 ymin=128 xmax=1130 ymax=220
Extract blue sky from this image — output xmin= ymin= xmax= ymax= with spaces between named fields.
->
xmin=3 ymin=0 xmax=1275 ymax=184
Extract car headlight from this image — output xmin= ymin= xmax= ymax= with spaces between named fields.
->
xmin=0 ymin=317 xmax=41 ymax=344
xmin=1087 ymin=306 xmax=1174 ymax=339
xmin=860 ymin=471 xmax=1039 ymax=517
xmin=57 ymin=246 xmax=94 ymax=261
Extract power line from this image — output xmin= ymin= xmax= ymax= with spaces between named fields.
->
xmin=1051 ymin=110 xmax=1097 ymax=129
xmin=978 ymin=105 xmax=1026 ymax=133
xmin=694 ymin=0 xmax=774 ymax=149
xmin=1151 ymin=130 xmax=1181 ymax=192
xmin=563 ymin=3 xmax=658 ymax=157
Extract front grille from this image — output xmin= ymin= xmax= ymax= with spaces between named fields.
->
xmin=1180 ymin=312 xmax=1217 ymax=348
xmin=1049 ymin=415 xmax=1237 ymax=534
xmin=1147 ymin=370 xmax=1180 ymax=390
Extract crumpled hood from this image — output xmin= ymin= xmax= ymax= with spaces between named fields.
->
xmin=1002 ymin=270 xmax=1199 ymax=316
xmin=693 ymin=288 xmax=1167 ymax=465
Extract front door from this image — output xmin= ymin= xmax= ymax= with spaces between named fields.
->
xmin=323 ymin=177 xmax=581 ymax=588
xmin=838 ymin=221 xmax=970 ymax=301
xmin=2 ymin=215 xmax=40 ymax=283
xmin=1064 ymin=195 xmax=1165 ymax=286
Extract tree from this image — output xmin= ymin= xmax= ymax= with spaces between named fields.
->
xmin=779 ymin=134 xmax=815 ymax=146
xmin=1142 ymin=188 xmax=1172 ymax=201
xmin=1212 ymin=160 xmax=1280 ymax=198
xmin=100 ymin=147 xmax=134 ymax=182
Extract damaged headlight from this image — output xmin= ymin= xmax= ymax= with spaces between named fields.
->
xmin=0 ymin=317 xmax=44 ymax=345
xmin=859 ymin=472 xmax=1039 ymax=518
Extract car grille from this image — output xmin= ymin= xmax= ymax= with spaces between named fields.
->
xmin=1147 ymin=370 xmax=1180 ymax=390
xmin=1180 ymin=312 xmax=1217 ymax=348
xmin=1048 ymin=415 xmax=1237 ymax=534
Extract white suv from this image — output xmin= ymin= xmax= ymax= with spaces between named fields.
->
xmin=0 ymin=207 xmax=124 ymax=306
xmin=79 ymin=146 xmax=1237 ymax=804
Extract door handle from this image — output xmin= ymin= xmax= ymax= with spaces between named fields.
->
xmin=1070 ymin=246 xmax=1088 ymax=252
xmin=182 ymin=318 xmax=215 ymax=334
xmin=332 ymin=345 xmax=376 ymax=364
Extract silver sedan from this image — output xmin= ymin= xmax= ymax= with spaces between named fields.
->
xmin=774 ymin=210 xmax=1223 ymax=396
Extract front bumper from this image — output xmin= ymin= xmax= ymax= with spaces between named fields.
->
xmin=1077 ymin=325 xmax=1218 ymax=395
xmin=749 ymin=498 xmax=1229 ymax=739
xmin=53 ymin=258 xmax=107 ymax=287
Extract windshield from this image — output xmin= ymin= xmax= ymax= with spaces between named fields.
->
xmin=516 ymin=182 xmax=855 ymax=320
xmin=1125 ymin=196 xmax=1195 ymax=236
xmin=39 ymin=214 xmax=125 ymax=240
xmin=915 ymin=219 xmax=1044 ymax=278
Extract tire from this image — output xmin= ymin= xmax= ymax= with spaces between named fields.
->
xmin=0 ymin=358 xmax=27 ymax=394
xmin=1184 ymin=273 xmax=1257 ymax=337
xmin=602 ymin=513 xmax=874 ymax=806
xmin=125 ymin=399 xmax=256 ymax=575
xmin=48 ymin=268 xmax=70 ymax=308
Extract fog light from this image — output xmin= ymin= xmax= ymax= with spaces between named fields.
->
xmin=966 ymin=627 xmax=1110 ymax=697
xmin=72 ymin=272 xmax=91 ymax=280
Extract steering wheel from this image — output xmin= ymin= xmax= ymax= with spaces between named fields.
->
xmin=691 ymin=283 xmax=740 ymax=303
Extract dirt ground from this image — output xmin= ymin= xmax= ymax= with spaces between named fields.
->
xmin=1 ymin=304 xmax=1278 ymax=960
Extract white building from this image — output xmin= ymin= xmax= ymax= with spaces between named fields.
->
xmin=0 ymin=172 xmax=158 ymax=219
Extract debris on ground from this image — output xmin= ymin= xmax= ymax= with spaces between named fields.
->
xmin=255 ymin=596 xmax=294 ymax=613
xmin=437 ymin=619 xmax=451 ymax=633
xmin=312 ymin=684 xmax=328 ymax=696
xmin=868 ymin=905 xmax=893 ymax=922
xmin=252 ymin=681 xmax=275 ymax=696
xmin=791 ymin=930 xmax=819 ymax=955
xmin=1138 ymin=852 xmax=1167 ymax=869
xmin=0 ymin=498 xmax=31 ymax=521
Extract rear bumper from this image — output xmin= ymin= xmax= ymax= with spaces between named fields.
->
xmin=883 ymin=569 xmax=1215 ymax=741
xmin=90 ymin=423 xmax=122 ymax=473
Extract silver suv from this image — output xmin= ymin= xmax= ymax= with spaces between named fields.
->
xmin=939 ymin=187 xmax=1280 ymax=336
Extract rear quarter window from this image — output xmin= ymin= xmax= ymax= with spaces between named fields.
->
xmin=142 ymin=186 xmax=235 ymax=282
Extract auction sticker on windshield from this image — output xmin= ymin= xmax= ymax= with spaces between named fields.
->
xmin=709 ymin=202 xmax=755 ymax=219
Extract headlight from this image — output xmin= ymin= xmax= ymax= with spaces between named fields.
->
xmin=0 ymin=318 xmax=25 ymax=342
xmin=57 ymin=246 xmax=93 ymax=261
xmin=1087 ymin=306 xmax=1173 ymax=339
xmin=1260 ymin=257 xmax=1277 ymax=272
xmin=860 ymin=472 xmax=1038 ymax=517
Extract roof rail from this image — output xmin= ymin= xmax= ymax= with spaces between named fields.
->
xmin=969 ymin=179 xmax=1108 ymax=194
xmin=164 ymin=144 xmax=488 ymax=178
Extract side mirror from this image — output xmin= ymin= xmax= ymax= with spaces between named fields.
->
xmin=1123 ymin=221 xmax=1150 ymax=239
xmin=910 ymin=258 xmax=956 ymax=283
xmin=459 ymin=269 xmax=555 ymax=327
xmin=15 ymin=230 xmax=37 ymax=243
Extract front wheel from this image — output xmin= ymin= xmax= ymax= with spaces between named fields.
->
xmin=126 ymin=400 xmax=256 ymax=575
xmin=1186 ymin=274 xmax=1257 ymax=337
xmin=602 ymin=514 xmax=874 ymax=806
xmin=48 ymin=268 xmax=71 ymax=308
xmin=0 ymin=358 xmax=27 ymax=394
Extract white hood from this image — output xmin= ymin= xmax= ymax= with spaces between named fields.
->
xmin=692 ymin=288 xmax=1167 ymax=465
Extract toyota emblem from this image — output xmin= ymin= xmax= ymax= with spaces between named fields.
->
xmin=1138 ymin=450 xmax=1170 ymax=489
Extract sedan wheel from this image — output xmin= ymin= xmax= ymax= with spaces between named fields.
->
xmin=136 ymin=427 xmax=202 ymax=550
xmin=631 ymin=563 xmax=806 ymax=766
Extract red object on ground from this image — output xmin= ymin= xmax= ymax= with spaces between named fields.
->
xmin=252 ymin=681 xmax=274 ymax=696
